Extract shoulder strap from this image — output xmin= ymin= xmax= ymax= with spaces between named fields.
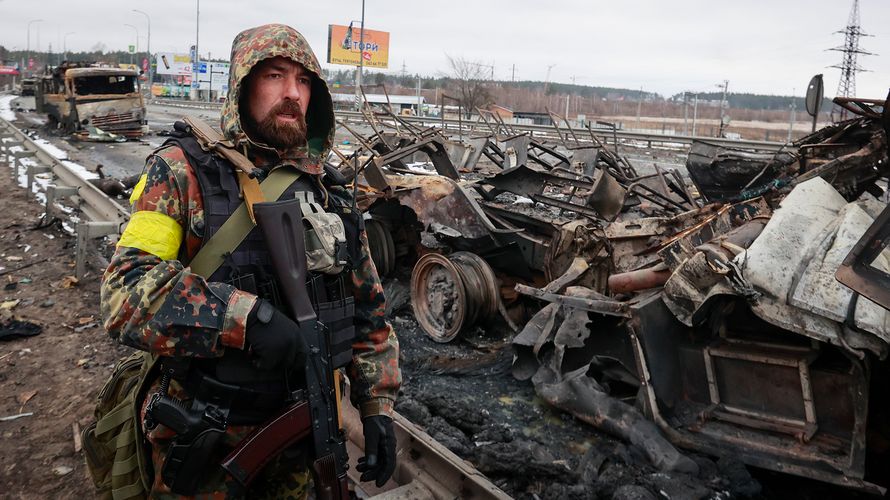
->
xmin=182 ymin=117 xmax=266 ymax=223
xmin=188 ymin=167 xmax=301 ymax=278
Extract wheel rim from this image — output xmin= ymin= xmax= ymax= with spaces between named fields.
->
xmin=449 ymin=251 xmax=500 ymax=325
xmin=411 ymin=253 xmax=466 ymax=343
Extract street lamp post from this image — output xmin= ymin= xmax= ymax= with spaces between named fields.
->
xmin=133 ymin=9 xmax=152 ymax=90
xmin=26 ymin=19 xmax=43 ymax=76
xmin=63 ymin=32 xmax=75 ymax=62
xmin=192 ymin=0 xmax=201 ymax=101
xmin=124 ymin=24 xmax=139 ymax=66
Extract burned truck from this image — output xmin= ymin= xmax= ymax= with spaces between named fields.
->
xmin=337 ymin=92 xmax=890 ymax=495
xmin=36 ymin=64 xmax=146 ymax=139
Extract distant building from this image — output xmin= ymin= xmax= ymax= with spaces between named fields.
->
xmin=331 ymin=93 xmax=424 ymax=114
xmin=513 ymin=111 xmax=552 ymax=126
xmin=487 ymin=104 xmax=514 ymax=121
xmin=0 ymin=63 xmax=20 ymax=92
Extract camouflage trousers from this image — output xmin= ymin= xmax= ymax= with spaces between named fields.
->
xmin=140 ymin=385 xmax=311 ymax=499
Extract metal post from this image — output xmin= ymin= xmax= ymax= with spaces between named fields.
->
xmin=193 ymin=0 xmax=200 ymax=101
xmin=416 ymin=77 xmax=422 ymax=116
xmin=635 ymin=86 xmax=643 ymax=130
xmin=692 ymin=94 xmax=698 ymax=136
xmin=12 ymin=150 xmax=36 ymax=183
xmin=124 ymin=24 xmax=138 ymax=66
xmin=75 ymin=221 xmax=120 ymax=279
xmin=134 ymin=10 xmax=152 ymax=94
xmin=354 ymin=0 xmax=366 ymax=111
xmin=26 ymin=163 xmax=52 ymax=196
xmin=0 ymin=130 xmax=16 ymax=167
xmin=45 ymin=185 xmax=78 ymax=221
xmin=63 ymin=32 xmax=75 ymax=62
xmin=26 ymin=19 xmax=43 ymax=77
xmin=787 ymin=93 xmax=797 ymax=143
xmin=717 ymin=79 xmax=729 ymax=137
xmin=683 ymin=92 xmax=689 ymax=135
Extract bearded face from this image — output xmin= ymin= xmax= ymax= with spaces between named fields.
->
xmin=241 ymin=56 xmax=313 ymax=150
xmin=249 ymin=98 xmax=308 ymax=149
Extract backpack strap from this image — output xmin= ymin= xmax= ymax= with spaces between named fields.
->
xmin=187 ymin=167 xmax=301 ymax=278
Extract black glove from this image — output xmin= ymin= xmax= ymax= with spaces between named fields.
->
xmin=356 ymin=415 xmax=397 ymax=487
xmin=245 ymin=299 xmax=308 ymax=371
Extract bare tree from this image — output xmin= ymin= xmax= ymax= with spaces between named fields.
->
xmin=446 ymin=55 xmax=492 ymax=117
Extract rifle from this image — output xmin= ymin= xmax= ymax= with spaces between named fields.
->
xmin=221 ymin=197 xmax=350 ymax=500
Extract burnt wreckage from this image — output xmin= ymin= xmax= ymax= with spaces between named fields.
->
xmin=332 ymin=92 xmax=890 ymax=494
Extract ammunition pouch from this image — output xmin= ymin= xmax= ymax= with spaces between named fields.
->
xmin=298 ymin=192 xmax=349 ymax=275
xmin=318 ymin=297 xmax=355 ymax=369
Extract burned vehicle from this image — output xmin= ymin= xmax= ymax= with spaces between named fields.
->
xmin=513 ymin=95 xmax=890 ymax=494
xmin=336 ymin=90 xmax=890 ymax=494
xmin=36 ymin=63 xmax=146 ymax=139
xmin=19 ymin=77 xmax=37 ymax=96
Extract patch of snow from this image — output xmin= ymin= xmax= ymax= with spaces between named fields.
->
xmin=405 ymin=162 xmax=434 ymax=174
xmin=61 ymin=159 xmax=99 ymax=180
xmin=0 ymin=95 xmax=16 ymax=121
xmin=31 ymin=138 xmax=68 ymax=160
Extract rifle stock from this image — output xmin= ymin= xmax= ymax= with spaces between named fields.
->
xmin=252 ymin=198 xmax=350 ymax=500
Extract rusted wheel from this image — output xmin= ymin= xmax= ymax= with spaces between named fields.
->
xmin=411 ymin=253 xmax=467 ymax=343
xmin=449 ymin=251 xmax=500 ymax=323
xmin=411 ymin=251 xmax=500 ymax=343
xmin=366 ymin=219 xmax=395 ymax=277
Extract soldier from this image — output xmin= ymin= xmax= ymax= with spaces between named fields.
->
xmin=99 ymin=24 xmax=400 ymax=497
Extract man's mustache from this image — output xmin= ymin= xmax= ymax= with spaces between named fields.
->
xmin=271 ymin=100 xmax=304 ymax=119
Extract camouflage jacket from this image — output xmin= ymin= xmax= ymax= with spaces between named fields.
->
xmin=100 ymin=24 xmax=400 ymax=417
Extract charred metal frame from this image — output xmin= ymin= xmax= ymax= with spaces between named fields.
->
xmin=835 ymin=92 xmax=890 ymax=308
xmin=627 ymin=294 xmax=882 ymax=495
xmin=836 ymin=202 xmax=890 ymax=309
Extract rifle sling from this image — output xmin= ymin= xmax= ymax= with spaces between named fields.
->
xmin=188 ymin=167 xmax=301 ymax=278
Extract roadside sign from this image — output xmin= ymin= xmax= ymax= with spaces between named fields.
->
xmin=805 ymin=74 xmax=824 ymax=117
xmin=128 ymin=45 xmax=136 ymax=54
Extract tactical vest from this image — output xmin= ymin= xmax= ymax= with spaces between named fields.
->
xmin=160 ymin=134 xmax=360 ymax=411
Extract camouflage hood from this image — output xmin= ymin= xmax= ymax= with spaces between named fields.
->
xmin=221 ymin=24 xmax=334 ymax=174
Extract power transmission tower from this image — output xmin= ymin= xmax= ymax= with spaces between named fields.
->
xmin=828 ymin=0 xmax=873 ymax=120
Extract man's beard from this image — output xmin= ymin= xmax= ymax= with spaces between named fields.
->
xmin=250 ymin=100 xmax=308 ymax=149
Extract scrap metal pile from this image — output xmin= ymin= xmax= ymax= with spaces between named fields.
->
xmin=333 ymin=93 xmax=890 ymax=494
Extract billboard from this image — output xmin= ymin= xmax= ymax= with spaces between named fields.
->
xmin=155 ymin=52 xmax=192 ymax=76
xmin=327 ymin=24 xmax=389 ymax=69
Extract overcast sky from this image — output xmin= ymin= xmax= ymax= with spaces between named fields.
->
xmin=1 ymin=0 xmax=888 ymax=98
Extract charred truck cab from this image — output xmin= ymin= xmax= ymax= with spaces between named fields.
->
xmin=37 ymin=65 xmax=146 ymax=139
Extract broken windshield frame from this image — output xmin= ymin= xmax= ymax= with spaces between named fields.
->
xmin=72 ymin=75 xmax=138 ymax=96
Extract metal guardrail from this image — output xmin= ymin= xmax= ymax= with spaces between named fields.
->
xmin=0 ymin=114 xmax=129 ymax=277
xmin=149 ymin=99 xmax=787 ymax=152
xmin=334 ymin=110 xmax=788 ymax=152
